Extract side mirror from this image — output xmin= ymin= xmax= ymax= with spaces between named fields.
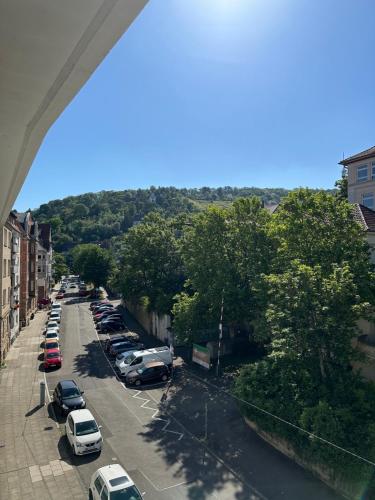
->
xmin=81 ymin=391 xmax=85 ymax=395
xmin=98 ymin=425 xmax=102 ymax=429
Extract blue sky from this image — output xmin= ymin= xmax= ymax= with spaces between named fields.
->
xmin=16 ymin=0 xmax=375 ymax=210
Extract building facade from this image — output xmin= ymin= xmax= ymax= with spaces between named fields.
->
xmin=7 ymin=212 xmax=21 ymax=344
xmin=37 ymin=224 xmax=52 ymax=302
xmin=0 ymin=224 xmax=12 ymax=361
xmin=341 ymin=145 xmax=375 ymax=209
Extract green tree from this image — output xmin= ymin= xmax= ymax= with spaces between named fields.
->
xmin=116 ymin=213 xmax=184 ymax=314
xmin=71 ymin=244 xmax=113 ymax=288
xmin=335 ymin=166 xmax=348 ymax=200
xmin=52 ymin=252 xmax=69 ymax=282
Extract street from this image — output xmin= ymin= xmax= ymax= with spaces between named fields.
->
xmin=44 ymin=298 xmax=342 ymax=500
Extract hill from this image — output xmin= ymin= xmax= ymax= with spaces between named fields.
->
xmin=32 ymin=186 xmax=333 ymax=252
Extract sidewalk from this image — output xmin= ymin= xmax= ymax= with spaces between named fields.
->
xmin=0 ymin=309 xmax=86 ymax=500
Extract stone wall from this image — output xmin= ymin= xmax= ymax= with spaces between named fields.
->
xmin=124 ymin=300 xmax=172 ymax=344
xmin=245 ymin=418 xmax=358 ymax=499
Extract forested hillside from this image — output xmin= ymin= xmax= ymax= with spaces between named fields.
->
xmin=33 ymin=186 xmax=333 ymax=252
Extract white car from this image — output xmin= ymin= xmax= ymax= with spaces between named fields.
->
xmin=89 ymin=464 xmax=143 ymax=500
xmin=49 ymin=313 xmax=61 ymax=323
xmin=45 ymin=331 xmax=59 ymax=342
xmin=51 ymin=303 xmax=62 ymax=312
xmin=117 ymin=347 xmax=173 ymax=377
xmin=114 ymin=350 xmax=137 ymax=371
xmin=65 ymin=409 xmax=102 ymax=455
xmin=45 ymin=321 xmax=59 ymax=332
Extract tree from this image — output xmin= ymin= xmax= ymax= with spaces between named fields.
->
xmin=116 ymin=213 xmax=185 ymax=314
xmin=71 ymin=244 xmax=113 ymax=288
xmin=335 ymin=166 xmax=348 ymax=200
xmin=263 ymin=260 xmax=370 ymax=382
xmin=52 ymin=252 xmax=69 ymax=282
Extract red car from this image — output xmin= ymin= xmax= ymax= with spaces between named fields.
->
xmin=56 ymin=292 xmax=64 ymax=299
xmin=44 ymin=348 xmax=63 ymax=370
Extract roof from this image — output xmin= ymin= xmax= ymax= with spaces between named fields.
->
xmin=340 ymin=146 xmax=375 ymax=166
xmin=70 ymin=409 xmax=94 ymax=423
xmin=60 ymin=380 xmax=77 ymax=389
xmin=352 ymin=204 xmax=375 ymax=232
xmin=98 ymin=464 xmax=134 ymax=491
xmin=144 ymin=361 xmax=166 ymax=368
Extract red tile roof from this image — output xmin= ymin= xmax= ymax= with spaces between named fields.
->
xmin=352 ymin=204 xmax=375 ymax=232
xmin=340 ymin=146 xmax=375 ymax=166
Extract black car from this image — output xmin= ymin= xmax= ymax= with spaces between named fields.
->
xmin=100 ymin=320 xmax=126 ymax=333
xmin=126 ymin=361 xmax=170 ymax=386
xmin=90 ymin=300 xmax=108 ymax=310
xmin=92 ymin=305 xmax=114 ymax=315
xmin=109 ymin=341 xmax=143 ymax=357
xmin=105 ymin=334 xmax=132 ymax=352
xmin=94 ymin=312 xmax=122 ymax=323
xmin=53 ymin=380 xmax=86 ymax=415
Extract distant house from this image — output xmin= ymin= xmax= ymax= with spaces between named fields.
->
xmin=340 ymin=145 xmax=375 ymax=209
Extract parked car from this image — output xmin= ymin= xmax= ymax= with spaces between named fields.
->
xmin=45 ymin=321 xmax=59 ymax=331
xmin=45 ymin=326 xmax=59 ymax=336
xmin=51 ymin=303 xmax=62 ymax=311
xmin=65 ymin=409 xmax=102 ymax=455
xmin=44 ymin=349 xmax=62 ymax=370
xmin=90 ymin=300 xmax=109 ymax=311
xmin=118 ymin=346 xmax=173 ymax=376
xmin=109 ymin=341 xmax=143 ymax=357
xmin=104 ymin=335 xmax=132 ymax=352
xmin=94 ymin=310 xmax=121 ymax=322
xmin=53 ymin=380 xmax=86 ymax=415
xmin=89 ymin=464 xmax=143 ymax=500
xmin=44 ymin=340 xmax=59 ymax=354
xmin=126 ymin=361 xmax=170 ymax=386
xmin=92 ymin=304 xmax=114 ymax=314
xmin=49 ymin=313 xmax=61 ymax=323
xmin=100 ymin=320 xmax=126 ymax=334
xmin=95 ymin=315 xmax=123 ymax=327
xmin=90 ymin=300 xmax=106 ymax=309
xmin=45 ymin=331 xmax=59 ymax=342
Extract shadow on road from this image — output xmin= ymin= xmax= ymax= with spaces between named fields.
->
xmin=73 ymin=339 xmax=117 ymax=380
xmin=57 ymin=434 xmax=100 ymax=466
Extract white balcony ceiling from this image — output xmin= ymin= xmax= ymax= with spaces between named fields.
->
xmin=0 ymin=0 xmax=147 ymax=225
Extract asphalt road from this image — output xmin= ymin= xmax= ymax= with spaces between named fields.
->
xmin=44 ymin=297 xmax=342 ymax=500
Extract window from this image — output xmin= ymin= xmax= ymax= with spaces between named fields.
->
xmin=362 ymin=193 xmax=374 ymax=209
xmin=100 ymin=485 xmax=108 ymax=500
xmin=357 ymin=165 xmax=368 ymax=182
xmin=372 ymin=162 xmax=375 ymax=180
xmin=94 ymin=476 xmax=104 ymax=494
xmin=8 ymin=259 xmax=10 ymax=277
xmin=67 ymin=415 xmax=74 ymax=433
xmin=3 ymin=289 xmax=6 ymax=306
xmin=3 ymin=259 xmax=5 ymax=277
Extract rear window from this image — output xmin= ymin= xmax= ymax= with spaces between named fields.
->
xmin=46 ymin=342 xmax=58 ymax=349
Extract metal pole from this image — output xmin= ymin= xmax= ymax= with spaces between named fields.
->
xmin=216 ymin=293 xmax=224 ymax=377
xmin=204 ymin=402 xmax=208 ymax=441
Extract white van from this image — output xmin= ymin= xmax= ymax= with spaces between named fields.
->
xmin=118 ymin=346 xmax=173 ymax=376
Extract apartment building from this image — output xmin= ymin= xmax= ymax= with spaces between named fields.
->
xmin=37 ymin=224 xmax=52 ymax=302
xmin=0 ymin=224 xmax=12 ymax=362
xmin=8 ymin=212 xmax=21 ymax=344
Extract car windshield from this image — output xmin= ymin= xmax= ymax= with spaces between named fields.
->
xmin=124 ymin=353 xmax=136 ymax=364
xmin=110 ymin=486 xmax=143 ymax=500
xmin=47 ymin=352 xmax=60 ymax=359
xmin=46 ymin=342 xmax=58 ymax=349
xmin=75 ymin=420 xmax=98 ymax=436
xmin=62 ymin=387 xmax=80 ymax=399
xmin=46 ymin=334 xmax=57 ymax=338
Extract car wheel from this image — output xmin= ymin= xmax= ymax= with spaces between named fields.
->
xmin=134 ymin=379 xmax=141 ymax=386
xmin=89 ymin=490 xmax=93 ymax=500
xmin=71 ymin=443 xmax=76 ymax=456
xmin=161 ymin=374 xmax=168 ymax=382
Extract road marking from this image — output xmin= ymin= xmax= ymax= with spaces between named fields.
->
xmin=137 ymin=468 xmax=190 ymax=493
xmin=131 ymin=390 xmax=184 ymax=440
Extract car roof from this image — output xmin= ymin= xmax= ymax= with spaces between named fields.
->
xmin=127 ymin=347 xmax=169 ymax=357
xmin=60 ymin=379 xmax=77 ymax=389
xmin=144 ymin=361 xmax=166 ymax=369
xmin=47 ymin=348 xmax=60 ymax=355
xmin=97 ymin=464 xmax=134 ymax=490
xmin=70 ymin=408 xmax=95 ymax=423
